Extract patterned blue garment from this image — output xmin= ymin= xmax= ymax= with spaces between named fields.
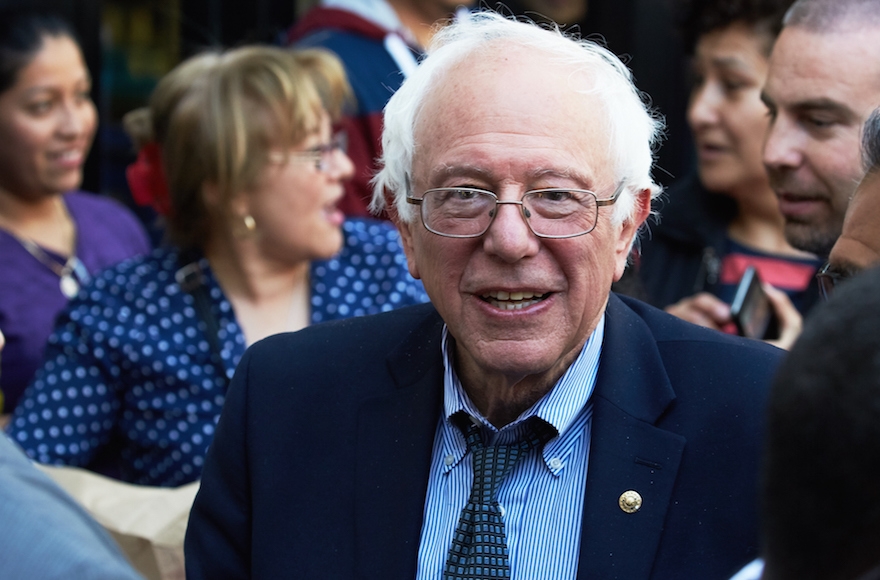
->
xmin=7 ymin=218 xmax=428 ymax=487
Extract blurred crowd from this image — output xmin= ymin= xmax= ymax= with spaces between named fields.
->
xmin=2 ymin=0 xmax=880 ymax=579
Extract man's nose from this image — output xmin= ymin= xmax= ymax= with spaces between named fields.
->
xmin=482 ymin=200 xmax=540 ymax=263
xmin=763 ymin=115 xmax=803 ymax=171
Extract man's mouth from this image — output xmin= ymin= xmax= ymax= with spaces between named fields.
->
xmin=775 ymin=192 xmax=827 ymax=219
xmin=480 ymin=290 xmax=549 ymax=310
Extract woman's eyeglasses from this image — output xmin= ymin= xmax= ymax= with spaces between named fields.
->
xmin=270 ymin=132 xmax=348 ymax=173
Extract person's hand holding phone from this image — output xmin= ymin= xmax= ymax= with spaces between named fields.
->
xmin=665 ymin=292 xmax=733 ymax=331
xmin=762 ymin=283 xmax=802 ymax=350
xmin=664 ymin=267 xmax=802 ymax=350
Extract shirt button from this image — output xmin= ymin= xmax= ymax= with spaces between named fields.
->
xmin=444 ymin=454 xmax=455 ymax=466
xmin=549 ymin=457 xmax=563 ymax=470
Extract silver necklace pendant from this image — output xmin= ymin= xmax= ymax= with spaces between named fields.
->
xmin=60 ymin=273 xmax=80 ymax=299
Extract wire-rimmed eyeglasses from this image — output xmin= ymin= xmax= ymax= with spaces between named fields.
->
xmin=272 ymin=131 xmax=348 ymax=173
xmin=816 ymin=261 xmax=856 ymax=301
xmin=405 ymin=181 xmax=625 ymax=239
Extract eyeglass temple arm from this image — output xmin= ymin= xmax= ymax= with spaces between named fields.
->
xmin=596 ymin=181 xmax=627 ymax=207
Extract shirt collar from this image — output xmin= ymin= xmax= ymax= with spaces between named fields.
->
xmin=440 ymin=316 xmax=604 ymax=439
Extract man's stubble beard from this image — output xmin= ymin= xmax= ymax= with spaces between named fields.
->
xmin=783 ymin=217 xmax=843 ymax=259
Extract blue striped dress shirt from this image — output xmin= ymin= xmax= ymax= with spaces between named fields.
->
xmin=416 ymin=317 xmax=604 ymax=580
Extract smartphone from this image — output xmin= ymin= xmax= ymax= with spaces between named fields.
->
xmin=730 ymin=266 xmax=778 ymax=340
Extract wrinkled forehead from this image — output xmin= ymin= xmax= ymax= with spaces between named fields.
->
xmin=412 ymin=46 xmax=615 ymax=184
xmin=416 ymin=42 xmax=608 ymax=123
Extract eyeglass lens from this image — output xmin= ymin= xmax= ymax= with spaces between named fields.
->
xmin=817 ymin=273 xmax=834 ymax=301
xmin=316 ymin=132 xmax=348 ymax=172
xmin=419 ymin=188 xmax=600 ymax=238
xmin=816 ymin=262 xmax=851 ymax=301
xmin=297 ymin=132 xmax=348 ymax=172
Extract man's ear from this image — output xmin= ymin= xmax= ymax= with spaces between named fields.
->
xmin=613 ymin=188 xmax=651 ymax=281
xmin=396 ymin=218 xmax=422 ymax=280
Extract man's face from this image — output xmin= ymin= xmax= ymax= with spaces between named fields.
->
xmin=762 ymin=27 xmax=880 ymax=257
xmin=397 ymin=47 xmax=648 ymax=391
xmin=827 ymin=169 xmax=880 ymax=281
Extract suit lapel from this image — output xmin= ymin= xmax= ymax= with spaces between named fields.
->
xmin=577 ymin=295 xmax=686 ymax=580
xmin=349 ymin=298 xmax=686 ymax=579
xmin=354 ymin=309 xmax=445 ymax=579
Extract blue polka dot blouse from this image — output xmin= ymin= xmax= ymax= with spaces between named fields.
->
xmin=7 ymin=218 xmax=428 ymax=487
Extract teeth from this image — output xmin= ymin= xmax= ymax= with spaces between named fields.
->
xmin=482 ymin=291 xmax=545 ymax=310
xmin=486 ymin=291 xmax=538 ymax=300
xmin=50 ymin=150 xmax=82 ymax=161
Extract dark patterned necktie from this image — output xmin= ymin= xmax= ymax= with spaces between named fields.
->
xmin=443 ymin=414 xmax=557 ymax=580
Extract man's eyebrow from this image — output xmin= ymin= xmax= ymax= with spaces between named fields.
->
xmin=429 ymin=165 xmax=596 ymax=185
xmin=827 ymin=258 xmax=862 ymax=277
xmin=764 ymin=95 xmax=859 ymax=121
xmin=793 ymin=98 xmax=856 ymax=117
xmin=527 ymin=168 xmax=596 ymax=187
xmin=428 ymin=164 xmax=492 ymax=184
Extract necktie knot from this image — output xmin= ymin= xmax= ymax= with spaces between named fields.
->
xmin=455 ymin=413 xmax=557 ymax=451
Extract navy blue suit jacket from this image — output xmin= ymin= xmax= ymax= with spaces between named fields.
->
xmin=186 ymin=294 xmax=782 ymax=579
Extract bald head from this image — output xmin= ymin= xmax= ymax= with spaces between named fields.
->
xmin=784 ymin=0 xmax=880 ymax=32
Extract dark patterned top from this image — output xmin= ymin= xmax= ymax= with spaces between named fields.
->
xmin=7 ymin=218 xmax=427 ymax=486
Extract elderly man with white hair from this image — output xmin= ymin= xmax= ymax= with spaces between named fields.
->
xmin=186 ymin=12 xmax=783 ymax=580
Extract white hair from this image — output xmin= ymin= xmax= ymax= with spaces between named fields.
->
xmin=370 ymin=11 xmax=665 ymax=227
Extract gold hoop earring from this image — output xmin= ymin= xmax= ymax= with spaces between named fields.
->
xmin=243 ymin=215 xmax=256 ymax=232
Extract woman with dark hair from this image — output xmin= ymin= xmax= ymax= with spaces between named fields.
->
xmin=0 ymin=8 xmax=150 ymax=416
xmin=637 ymin=0 xmax=820 ymax=348
xmin=7 ymin=45 xmax=427 ymax=487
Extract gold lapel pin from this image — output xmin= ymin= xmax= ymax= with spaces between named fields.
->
xmin=618 ymin=490 xmax=642 ymax=514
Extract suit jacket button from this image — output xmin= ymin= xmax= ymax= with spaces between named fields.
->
xmin=619 ymin=490 xmax=642 ymax=513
